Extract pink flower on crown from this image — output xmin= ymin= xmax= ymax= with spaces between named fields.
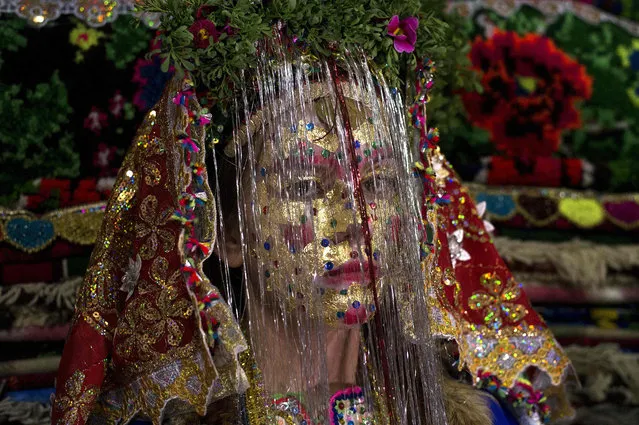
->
xmin=387 ymin=15 xmax=419 ymax=53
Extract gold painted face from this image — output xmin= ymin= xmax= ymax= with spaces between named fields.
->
xmin=243 ymin=83 xmax=405 ymax=326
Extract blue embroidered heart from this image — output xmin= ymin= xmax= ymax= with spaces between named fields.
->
xmin=4 ymin=217 xmax=55 ymax=251
xmin=475 ymin=193 xmax=516 ymax=219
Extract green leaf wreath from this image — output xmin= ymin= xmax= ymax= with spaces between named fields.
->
xmin=138 ymin=0 xmax=475 ymax=110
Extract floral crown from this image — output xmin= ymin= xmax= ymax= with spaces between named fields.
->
xmin=138 ymin=0 xmax=449 ymax=144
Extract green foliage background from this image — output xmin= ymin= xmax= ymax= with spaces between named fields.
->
xmin=0 ymin=18 xmax=79 ymax=206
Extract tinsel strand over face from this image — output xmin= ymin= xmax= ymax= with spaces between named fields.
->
xmin=207 ymin=39 xmax=446 ymax=422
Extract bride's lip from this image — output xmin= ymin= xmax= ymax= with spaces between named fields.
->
xmin=314 ymin=259 xmax=379 ymax=289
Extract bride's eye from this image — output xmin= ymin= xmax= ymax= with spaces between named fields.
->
xmin=283 ymin=178 xmax=324 ymax=200
xmin=362 ymin=174 xmax=397 ymax=196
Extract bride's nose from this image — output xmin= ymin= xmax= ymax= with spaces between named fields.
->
xmin=333 ymin=223 xmax=367 ymax=249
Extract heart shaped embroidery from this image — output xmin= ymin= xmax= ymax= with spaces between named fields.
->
xmin=517 ymin=194 xmax=559 ymax=226
xmin=4 ymin=217 xmax=55 ymax=252
xmin=475 ymin=193 xmax=516 ymax=219
xmin=604 ymin=200 xmax=639 ymax=229
xmin=558 ymin=198 xmax=605 ymax=228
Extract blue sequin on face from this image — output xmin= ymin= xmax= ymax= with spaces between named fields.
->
xmin=337 ymin=311 xmax=345 ymax=318
xmin=369 ymin=304 xmax=376 ymax=312
xmin=290 ymin=125 xmax=298 ymax=133
xmin=260 ymin=167 xmax=267 ymax=176
xmin=321 ymin=238 xmax=330 ymax=247
xmin=306 ymin=122 xmax=315 ymax=130
xmin=324 ymin=261 xmax=334 ymax=271
xmin=263 ymin=242 xmax=270 ymax=250
xmin=352 ymin=301 xmax=361 ymax=309
xmin=354 ymin=140 xmax=361 ymax=149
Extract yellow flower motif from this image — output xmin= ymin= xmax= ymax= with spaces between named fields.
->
xmin=54 ymin=370 xmax=98 ymax=425
xmin=468 ymin=272 xmax=528 ymax=330
xmin=69 ymin=24 xmax=103 ymax=51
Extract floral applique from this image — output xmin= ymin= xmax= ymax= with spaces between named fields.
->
xmin=476 ymin=201 xmax=495 ymax=233
xmin=448 ymin=229 xmax=471 ymax=268
xmin=136 ymin=195 xmax=175 ymax=260
xmin=54 ymin=370 xmax=98 ymax=425
xmin=468 ymin=273 xmax=529 ymax=330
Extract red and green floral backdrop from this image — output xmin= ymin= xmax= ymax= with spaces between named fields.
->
xmin=2 ymin=0 xmax=639 ymax=212
xmin=442 ymin=1 xmax=639 ymax=193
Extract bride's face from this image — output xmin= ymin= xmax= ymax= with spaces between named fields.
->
xmin=243 ymin=86 xmax=404 ymax=326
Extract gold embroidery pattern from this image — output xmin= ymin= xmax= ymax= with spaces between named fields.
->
xmin=143 ymin=161 xmax=162 ymax=187
xmin=136 ymin=195 xmax=175 ymax=260
xmin=115 ymin=256 xmax=193 ymax=361
xmin=74 ymin=143 xmax=138 ymax=335
xmin=468 ymin=272 xmax=529 ymax=330
xmin=54 ymin=371 xmax=98 ymax=425
xmin=91 ymin=347 xmax=219 ymax=425
xmin=427 ymin=156 xmax=571 ymax=391
xmin=459 ymin=323 xmax=571 ymax=389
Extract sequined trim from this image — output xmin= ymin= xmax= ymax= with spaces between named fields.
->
xmin=460 ymin=324 xmax=570 ymax=389
xmin=82 ymin=311 xmax=113 ymax=339
xmin=0 ymin=203 xmax=106 ymax=253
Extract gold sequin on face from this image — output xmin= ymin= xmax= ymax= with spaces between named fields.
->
xmin=246 ymin=86 xmax=405 ymax=325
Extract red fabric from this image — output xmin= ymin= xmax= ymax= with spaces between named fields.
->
xmin=51 ymin=319 xmax=110 ymax=425
xmin=110 ymin=121 xmax=196 ymax=372
xmin=437 ymin=164 xmax=545 ymax=329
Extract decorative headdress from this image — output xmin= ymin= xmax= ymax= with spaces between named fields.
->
xmin=52 ymin=1 xmax=574 ymax=424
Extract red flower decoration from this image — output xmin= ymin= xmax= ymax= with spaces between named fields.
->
xmin=462 ymin=31 xmax=592 ymax=159
xmin=387 ymin=15 xmax=419 ymax=53
xmin=189 ymin=19 xmax=220 ymax=49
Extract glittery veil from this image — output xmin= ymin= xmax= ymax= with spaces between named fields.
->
xmin=51 ymin=78 xmax=248 ymax=425
xmin=212 ymin=45 xmax=448 ymax=424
